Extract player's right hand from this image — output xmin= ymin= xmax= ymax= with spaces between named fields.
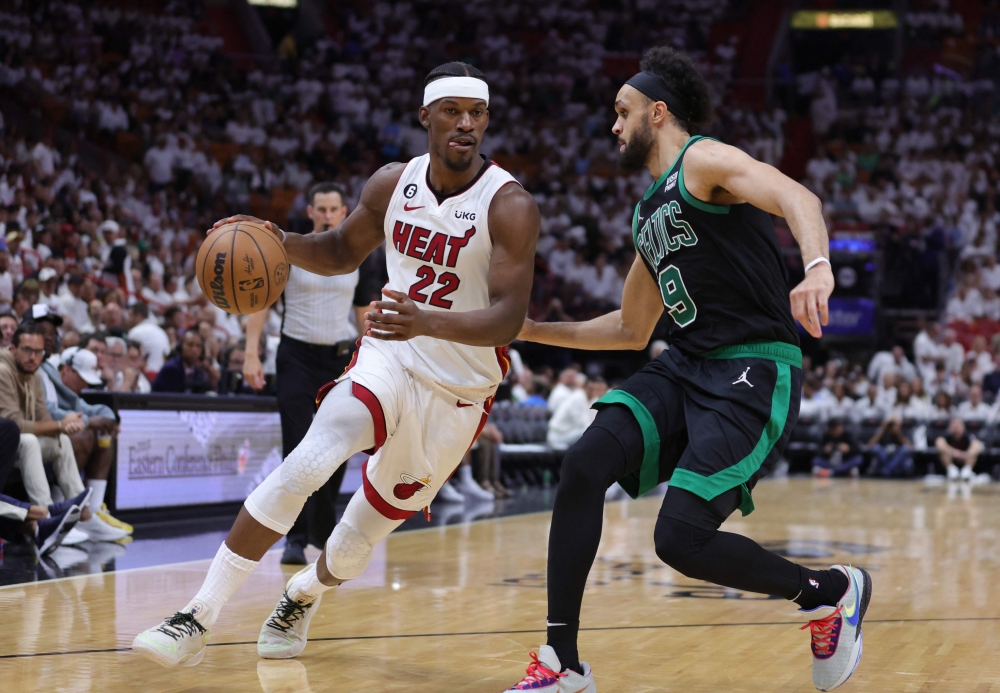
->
xmin=243 ymin=352 xmax=266 ymax=391
xmin=790 ymin=262 xmax=834 ymax=338
xmin=209 ymin=215 xmax=283 ymax=242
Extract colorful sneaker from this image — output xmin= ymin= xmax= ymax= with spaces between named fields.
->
xmin=133 ymin=611 xmax=211 ymax=667
xmin=505 ymin=645 xmax=596 ymax=692
xmin=98 ymin=504 xmax=134 ymax=534
xmin=802 ymin=565 xmax=872 ymax=691
xmin=257 ymin=567 xmax=323 ymax=659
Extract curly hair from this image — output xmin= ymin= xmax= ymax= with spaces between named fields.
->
xmin=424 ymin=62 xmax=487 ymax=86
xmin=639 ymin=46 xmax=713 ymax=133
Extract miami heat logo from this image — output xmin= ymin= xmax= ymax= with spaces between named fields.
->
xmin=393 ymin=473 xmax=431 ymax=500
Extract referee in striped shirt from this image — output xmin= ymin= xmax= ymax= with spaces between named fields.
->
xmin=243 ymin=182 xmax=374 ymax=565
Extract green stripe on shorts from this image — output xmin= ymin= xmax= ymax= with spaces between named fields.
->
xmin=592 ymin=389 xmax=660 ymax=499
xmin=702 ymin=340 xmax=802 ymax=368
xmin=669 ymin=361 xmax=792 ymax=515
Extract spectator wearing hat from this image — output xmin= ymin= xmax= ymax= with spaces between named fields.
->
xmin=28 ymin=304 xmax=126 ymax=529
xmin=0 ymin=321 xmax=124 ymax=542
xmin=50 ymin=346 xmax=130 ymax=534
xmin=37 ymin=267 xmax=64 ymax=319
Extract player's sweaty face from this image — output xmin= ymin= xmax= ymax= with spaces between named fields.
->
xmin=423 ymin=97 xmax=489 ymax=172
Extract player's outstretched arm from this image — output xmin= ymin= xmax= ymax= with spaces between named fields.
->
xmin=683 ymin=140 xmax=834 ymax=338
xmin=519 ymin=255 xmax=664 ymax=351
xmin=212 ymin=163 xmax=404 ymax=276
xmin=364 ymin=183 xmax=539 ymax=347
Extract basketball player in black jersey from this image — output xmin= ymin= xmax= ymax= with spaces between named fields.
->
xmin=504 ymin=47 xmax=871 ymax=693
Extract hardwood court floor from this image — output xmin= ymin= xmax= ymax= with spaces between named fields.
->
xmin=2 ymin=478 xmax=1000 ymax=692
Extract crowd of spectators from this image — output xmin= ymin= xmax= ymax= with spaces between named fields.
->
xmin=0 ymin=0 xmax=996 ymax=549
xmin=0 ymin=0 xmax=790 ymax=323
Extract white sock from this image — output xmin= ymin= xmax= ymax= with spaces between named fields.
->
xmin=86 ymin=479 xmax=107 ymax=514
xmin=184 ymin=542 xmax=259 ymax=628
xmin=459 ymin=465 xmax=473 ymax=483
xmin=287 ymin=563 xmax=336 ymax=603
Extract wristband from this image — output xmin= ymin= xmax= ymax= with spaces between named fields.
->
xmin=58 ymin=420 xmax=63 ymax=433
xmin=804 ymin=256 xmax=831 ymax=273
xmin=277 ymin=226 xmax=287 ymax=244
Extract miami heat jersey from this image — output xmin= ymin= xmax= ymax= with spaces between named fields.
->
xmin=379 ymin=154 xmax=518 ymax=391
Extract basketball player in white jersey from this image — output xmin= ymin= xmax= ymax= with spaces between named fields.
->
xmin=133 ymin=62 xmax=539 ymax=668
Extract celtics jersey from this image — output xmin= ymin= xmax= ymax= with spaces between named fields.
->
xmin=632 ymin=136 xmax=798 ymax=354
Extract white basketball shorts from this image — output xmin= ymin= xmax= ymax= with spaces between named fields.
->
xmin=325 ymin=337 xmax=495 ymax=519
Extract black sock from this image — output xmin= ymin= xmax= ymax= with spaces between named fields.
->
xmin=794 ymin=566 xmax=849 ymax=611
xmin=546 ymin=620 xmax=583 ymax=675
xmin=546 ymin=408 xmax=640 ymax=679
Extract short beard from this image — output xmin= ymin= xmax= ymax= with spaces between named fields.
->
xmin=440 ymin=145 xmax=477 ymax=172
xmin=618 ymin=116 xmax=655 ymax=173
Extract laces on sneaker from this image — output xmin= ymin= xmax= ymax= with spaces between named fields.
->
xmin=801 ymin=606 xmax=843 ymax=658
xmin=155 ymin=612 xmax=206 ymax=641
xmin=265 ymin=591 xmax=311 ymax=633
xmin=512 ymin=651 xmax=566 ymax=688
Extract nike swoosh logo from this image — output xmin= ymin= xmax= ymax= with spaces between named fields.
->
xmin=843 ymin=570 xmax=860 ymax=627
xmin=570 ymin=686 xmax=590 ymax=693
xmin=456 ymin=401 xmax=474 ymax=408
xmin=403 ymin=203 xmax=424 ymax=211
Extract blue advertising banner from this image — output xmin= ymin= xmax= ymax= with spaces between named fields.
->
xmin=798 ymin=298 xmax=875 ymax=336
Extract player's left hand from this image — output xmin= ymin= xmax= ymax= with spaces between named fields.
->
xmin=790 ymin=262 xmax=834 ymax=338
xmin=365 ymin=289 xmax=428 ymax=341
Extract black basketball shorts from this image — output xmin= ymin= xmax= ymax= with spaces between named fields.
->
xmin=594 ymin=341 xmax=803 ymax=516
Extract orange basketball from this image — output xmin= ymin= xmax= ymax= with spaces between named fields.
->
xmin=196 ymin=221 xmax=288 ymax=315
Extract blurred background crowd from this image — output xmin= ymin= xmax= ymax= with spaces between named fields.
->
xmin=0 ymin=0 xmax=995 ymax=501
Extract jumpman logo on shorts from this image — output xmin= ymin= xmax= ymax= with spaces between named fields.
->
xmin=732 ymin=367 xmax=753 ymax=387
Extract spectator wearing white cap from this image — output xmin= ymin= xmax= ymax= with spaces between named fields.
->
xmin=36 ymin=267 xmax=64 ymax=319
xmin=52 ymin=346 xmax=131 ymax=536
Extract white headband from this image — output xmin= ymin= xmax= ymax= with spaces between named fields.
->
xmin=422 ymin=76 xmax=489 ymax=107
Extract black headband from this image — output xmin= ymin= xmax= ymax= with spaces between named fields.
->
xmin=625 ymin=71 xmax=690 ymax=124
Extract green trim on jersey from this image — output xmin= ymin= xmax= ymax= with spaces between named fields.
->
xmin=703 ymin=340 xmax=802 ymax=368
xmin=678 ymin=165 xmax=730 ymax=214
xmin=642 ymin=136 xmax=699 ymax=201
xmin=591 ymin=389 xmax=660 ymax=499
xmin=669 ymin=361 xmax=792 ymax=515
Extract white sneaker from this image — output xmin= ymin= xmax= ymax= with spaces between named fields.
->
xmin=504 ymin=645 xmax=596 ymax=692
xmin=62 ymin=526 xmax=89 ymax=545
xmin=947 ymin=465 xmax=960 ymax=480
xmin=455 ymin=466 xmax=495 ymax=501
xmin=133 ymin=610 xmax=211 ymax=667
xmin=77 ymin=515 xmax=129 ymax=542
xmin=435 ymin=481 xmax=465 ymax=504
xmin=258 ymin=567 xmax=323 ymax=659
xmin=960 ymin=465 xmax=974 ymax=481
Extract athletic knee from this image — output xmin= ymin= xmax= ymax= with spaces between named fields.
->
xmin=653 ymin=517 xmax=713 ymax=576
xmin=324 ymin=520 xmax=374 ymax=581
xmin=280 ymin=429 xmax=349 ymax=496
xmin=559 ymin=430 xmax=622 ymax=495
xmin=245 ymin=466 xmax=308 ymax=535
